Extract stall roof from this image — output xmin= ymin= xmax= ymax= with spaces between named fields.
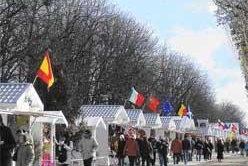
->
xmin=79 ymin=105 xmax=129 ymax=124
xmin=33 ymin=111 xmax=68 ymax=127
xmin=126 ymin=109 xmax=146 ymax=127
xmin=126 ymin=109 xmax=142 ymax=121
xmin=144 ymin=113 xmax=162 ymax=128
xmin=160 ymin=116 xmax=176 ymax=131
xmin=0 ymin=83 xmax=44 ymax=112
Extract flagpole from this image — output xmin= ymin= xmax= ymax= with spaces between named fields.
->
xmin=32 ymin=76 xmax=38 ymax=85
xmin=123 ymin=99 xmax=127 ymax=108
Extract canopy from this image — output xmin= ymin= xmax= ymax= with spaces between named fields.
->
xmin=79 ymin=105 xmax=129 ymax=125
xmin=32 ymin=111 xmax=68 ymax=127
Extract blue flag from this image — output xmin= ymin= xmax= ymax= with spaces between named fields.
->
xmin=162 ymin=100 xmax=173 ymax=115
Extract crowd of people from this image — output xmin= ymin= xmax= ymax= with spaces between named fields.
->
xmin=228 ymin=138 xmax=248 ymax=156
xmin=110 ymin=132 xmax=230 ymax=166
xmin=114 ymin=133 xmax=169 ymax=166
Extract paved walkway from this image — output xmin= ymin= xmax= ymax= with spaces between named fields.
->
xmin=166 ymin=153 xmax=248 ymax=166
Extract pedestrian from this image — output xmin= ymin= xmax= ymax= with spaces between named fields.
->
xmin=13 ymin=129 xmax=23 ymax=162
xmin=208 ymin=139 xmax=214 ymax=160
xmin=140 ymin=136 xmax=152 ymax=166
xmin=189 ymin=137 xmax=195 ymax=161
xmin=148 ymin=135 xmax=157 ymax=166
xmin=203 ymin=139 xmax=209 ymax=160
xmin=123 ymin=134 xmax=140 ymax=166
xmin=0 ymin=115 xmax=16 ymax=166
xmin=239 ymin=140 xmax=245 ymax=156
xmin=194 ymin=137 xmax=203 ymax=162
xmin=182 ymin=135 xmax=190 ymax=165
xmin=56 ymin=136 xmax=73 ymax=166
xmin=78 ymin=129 xmax=98 ymax=166
xmin=245 ymin=141 xmax=248 ymax=157
xmin=136 ymin=134 xmax=142 ymax=166
xmin=157 ymin=137 xmax=169 ymax=166
xmin=231 ymin=138 xmax=237 ymax=154
xmin=16 ymin=133 xmax=34 ymax=166
xmin=216 ymin=139 xmax=224 ymax=162
xmin=117 ymin=134 xmax=126 ymax=166
xmin=170 ymin=135 xmax=182 ymax=164
xmin=225 ymin=139 xmax=230 ymax=153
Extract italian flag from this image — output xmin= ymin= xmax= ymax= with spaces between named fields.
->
xmin=128 ymin=87 xmax=145 ymax=107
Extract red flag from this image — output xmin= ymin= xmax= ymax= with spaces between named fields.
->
xmin=230 ymin=123 xmax=237 ymax=133
xmin=36 ymin=52 xmax=54 ymax=89
xmin=148 ymin=97 xmax=160 ymax=112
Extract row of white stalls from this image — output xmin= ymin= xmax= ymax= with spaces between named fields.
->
xmin=0 ymin=83 xmax=68 ymax=166
xmin=0 ymin=82 xmax=196 ymax=166
xmin=76 ymin=105 xmax=197 ymax=165
xmin=197 ymin=119 xmax=240 ymax=142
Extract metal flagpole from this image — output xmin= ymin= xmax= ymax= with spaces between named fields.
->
xmin=32 ymin=76 xmax=38 ymax=85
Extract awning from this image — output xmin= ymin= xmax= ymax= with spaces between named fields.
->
xmin=0 ymin=108 xmax=44 ymax=116
xmin=33 ymin=111 xmax=68 ymax=127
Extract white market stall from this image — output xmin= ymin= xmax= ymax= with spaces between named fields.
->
xmin=31 ymin=111 xmax=68 ymax=164
xmin=157 ymin=116 xmax=177 ymax=139
xmin=0 ymin=83 xmax=68 ymax=166
xmin=143 ymin=113 xmax=162 ymax=137
xmin=126 ymin=109 xmax=146 ymax=127
xmin=197 ymin=119 xmax=213 ymax=137
xmin=170 ymin=116 xmax=183 ymax=133
xmin=78 ymin=105 xmax=129 ymax=165
xmin=75 ymin=116 xmax=109 ymax=165
xmin=180 ymin=116 xmax=196 ymax=133
xmin=0 ymin=83 xmax=44 ymax=165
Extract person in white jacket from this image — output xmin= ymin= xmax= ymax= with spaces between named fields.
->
xmin=56 ymin=137 xmax=73 ymax=166
xmin=78 ymin=129 xmax=98 ymax=166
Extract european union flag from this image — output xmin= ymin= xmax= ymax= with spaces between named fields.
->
xmin=162 ymin=100 xmax=173 ymax=115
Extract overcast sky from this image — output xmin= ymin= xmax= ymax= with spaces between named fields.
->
xmin=111 ymin=0 xmax=248 ymax=119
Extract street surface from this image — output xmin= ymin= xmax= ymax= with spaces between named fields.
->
xmin=167 ymin=154 xmax=248 ymax=166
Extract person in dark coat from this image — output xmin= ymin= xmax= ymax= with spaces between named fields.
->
xmin=157 ymin=138 xmax=168 ymax=166
xmin=117 ymin=135 xmax=126 ymax=166
xmin=231 ymin=139 xmax=237 ymax=153
xmin=148 ymin=135 xmax=157 ymax=166
xmin=0 ymin=115 xmax=16 ymax=166
xmin=140 ymin=136 xmax=152 ymax=166
xmin=216 ymin=139 xmax=224 ymax=162
xmin=194 ymin=137 xmax=203 ymax=162
xmin=203 ymin=139 xmax=209 ymax=160
xmin=239 ymin=140 xmax=245 ymax=156
xmin=136 ymin=135 xmax=143 ymax=166
xmin=208 ymin=139 xmax=214 ymax=160
xmin=182 ymin=135 xmax=191 ymax=165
